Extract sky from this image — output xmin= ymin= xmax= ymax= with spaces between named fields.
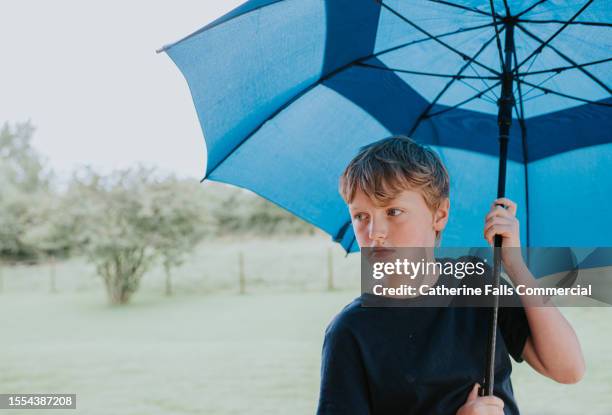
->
xmin=1 ymin=0 xmax=245 ymax=180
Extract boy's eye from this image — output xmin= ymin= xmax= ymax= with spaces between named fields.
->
xmin=353 ymin=213 xmax=368 ymax=221
xmin=387 ymin=208 xmax=403 ymax=217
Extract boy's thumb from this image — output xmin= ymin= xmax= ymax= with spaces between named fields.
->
xmin=467 ymin=383 xmax=480 ymax=402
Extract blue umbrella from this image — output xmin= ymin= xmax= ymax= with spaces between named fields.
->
xmin=159 ymin=0 xmax=611 ymax=396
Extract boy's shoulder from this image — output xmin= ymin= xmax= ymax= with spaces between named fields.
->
xmin=324 ymin=295 xmax=369 ymax=337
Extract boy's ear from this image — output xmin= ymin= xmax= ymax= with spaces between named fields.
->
xmin=433 ymin=198 xmax=450 ymax=231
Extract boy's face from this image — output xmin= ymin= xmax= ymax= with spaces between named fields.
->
xmin=348 ymin=187 xmax=449 ymax=248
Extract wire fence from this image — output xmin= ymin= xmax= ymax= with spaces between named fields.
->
xmin=0 ymin=235 xmax=362 ymax=298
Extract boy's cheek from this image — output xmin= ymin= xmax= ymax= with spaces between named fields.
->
xmin=354 ymin=228 xmax=374 ymax=247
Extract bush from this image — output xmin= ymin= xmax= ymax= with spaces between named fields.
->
xmin=65 ymin=167 xmax=207 ymax=304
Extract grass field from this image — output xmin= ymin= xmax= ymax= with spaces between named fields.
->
xmin=1 ymin=235 xmax=611 ymax=414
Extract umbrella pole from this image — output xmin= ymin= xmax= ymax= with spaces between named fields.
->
xmin=482 ymin=20 xmax=515 ymax=397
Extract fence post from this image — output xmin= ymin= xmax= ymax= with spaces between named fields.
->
xmin=50 ymin=255 xmax=57 ymax=294
xmin=164 ymin=262 xmax=173 ymax=296
xmin=239 ymin=251 xmax=246 ymax=294
xmin=327 ymin=247 xmax=334 ymax=291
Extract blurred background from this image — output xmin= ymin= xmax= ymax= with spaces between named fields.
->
xmin=1 ymin=1 xmax=611 ymax=414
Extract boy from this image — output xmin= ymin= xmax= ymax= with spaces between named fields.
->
xmin=316 ymin=136 xmax=585 ymax=415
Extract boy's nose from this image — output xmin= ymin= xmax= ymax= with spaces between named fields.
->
xmin=369 ymin=222 xmax=387 ymax=242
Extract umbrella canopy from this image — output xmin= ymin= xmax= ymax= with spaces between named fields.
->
xmin=160 ymin=0 xmax=611 ymax=398
xmin=160 ymin=0 xmax=612 ymax=254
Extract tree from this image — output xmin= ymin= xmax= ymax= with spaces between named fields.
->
xmin=66 ymin=167 xmax=207 ymax=304
xmin=0 ymin=122 xmax=56 ymax=262
xmin=205 ymin=182 xmax=314 ymax=236
xmin=0 ymin=122 xmax=51 ymax=193
xmin=20 ymin=191 xmax=70 ymax=292
xmin=143 ymin=177 xmax=206 ymax=296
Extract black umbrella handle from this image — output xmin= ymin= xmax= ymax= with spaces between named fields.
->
xmin=481 ymin=120 xmax=510 ymax=396
xmin=480 ymin=142 xmax=509 ymax=397
xmin=480 ymin=234 xmax=503 ymax=397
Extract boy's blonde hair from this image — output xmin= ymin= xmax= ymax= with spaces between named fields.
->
xmin=339 ymin=135 xmax=450 ymax=242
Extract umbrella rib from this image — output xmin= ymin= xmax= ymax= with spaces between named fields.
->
xmin=521 ymin=92 xmax=547 ymax=103
xmin=334 ymin=218 xmax=357 ymax=255
xmin=516 ymin=19 xmax=612 ymax=27
xmin=521 ymin=71 xmax=562 ymax=99
xmin=512 ymin=51 xmax=540 ymax=94
xmin=518 ymin=58 xmax=612 ymax=77
xmin=516 ymin=23 xmax=611 ymax=94
xmin=516 ymin=79 xmax=612 ymax=106
xmin=514 ymin=0 xmax=595 ymax=72
xmin=355 ymin=63 xmax=498 ymax=79
xmin=515 ymin=0 xmax=548 ymax=18
xmin=513 ymin=95 xmax=530 ymax=247
xmin=512 ymin=47 xmax=527 ymax=121
xmin=489 ymin=0 xmax=506 ymax=71
xmin=427 ymin=0 xmax=495 ymax=17
xmin=523 ymin=52 xmax=540 ymax=75
xmin=458 ymin=79 xmax=499 ymax=104
xmin=409 ymin=30 xmax=504 ymax=135
xmin=366 ymin=22 xmax=499 ymax=61
xmin=426 ymin=81 xmax=503 ymax=118
xmin=467 ymin=62 xmax=499 ymax=100
xmin=346 ymin=233 xmax=357 ymax=256
xmin=514 ymin=53 xmax=540 ymax=97
xmin=333 ymin=219 xmax=352 ymax=243
xmin=502 ymin=0 xmax=511 ymax=18
xmin=511 ymin=29 xmax=531 ymax=265
xmin=377 ymin=1 xmax=500 ymax=76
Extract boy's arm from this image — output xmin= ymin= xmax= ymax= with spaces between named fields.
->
xmin=316 ymin=320 xmax=371 ymax=415
xmin=484 ymin=197 xmax=586 ymax=384
xmin=505 ymin=260 xmax=586 ymax=384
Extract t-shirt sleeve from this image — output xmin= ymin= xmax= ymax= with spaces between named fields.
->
xmin=316 ymin=319 xmax=371 ymax=415
xmin=498 ymin=280 xmax=532 ymax=363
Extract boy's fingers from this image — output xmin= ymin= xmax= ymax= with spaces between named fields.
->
xmin=484 ymin=219 xmax=514 ymax=234
xmin=484 ymin=224 xmax=513 ymax=244
xmin=492 ymin=197 xmax=516 ymax=207
xmin=486 ymin=205 xmax=515 ymax=219
xmin=481 ymin=405 xmax=504 ymax=415
xmin=478 ymin=396 xmax=505 ymax=408
xmin=492 ymin=198 xmax=517 ymax=216
xmin=467 ymin=383 xmax=480 ymax=402
xmin=485 ymin=212 xmax=515 ymax=225
xmin=484 ymin=221 xmax=512 ymax=237
xmin=485 ymin=209 xmax=515 ymax=226
xmin=484 ymin=224 xmax=511 ymax=239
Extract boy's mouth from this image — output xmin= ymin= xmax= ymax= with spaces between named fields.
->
xmin=369 ymin=247 xmax=396 ymax=261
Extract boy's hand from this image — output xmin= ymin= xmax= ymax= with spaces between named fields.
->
xmin=483 ymin=197 xmax=524 ymax=269
xmin=456 ymin=384 xmax=504 ymax=415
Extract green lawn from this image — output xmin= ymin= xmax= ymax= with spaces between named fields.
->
xmin=1 ymin=235 xmax=610 ymax=414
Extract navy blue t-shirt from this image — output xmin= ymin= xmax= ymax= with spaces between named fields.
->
xmin=316 ymin=259 xmax=531 ymax=415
